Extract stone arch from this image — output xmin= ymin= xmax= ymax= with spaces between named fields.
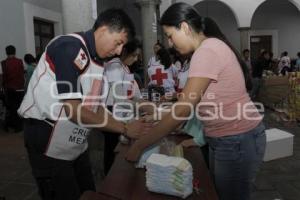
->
xmin=251 ymin=0 xmax=300 ymax=26
xmin=255 ymin=0 xmax=300 ymax=13
xmin=250 ymin=0 xmax=300 ymax=58
xmin=192 ymin=0 xmax=240 ymax=49
xmin=176 ymin=0 xmax=240 ymax=26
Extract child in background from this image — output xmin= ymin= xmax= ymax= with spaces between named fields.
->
xmin=103 ymin=39 xmax=152 ymax=174
xmin=23 ymin=54 xmax=37 ymax=90
xmin=147 ymin=41 xmax=163 ymax=68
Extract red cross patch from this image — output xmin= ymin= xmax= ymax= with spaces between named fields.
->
xmin=74 ymin=48 xmax=88 ymax=70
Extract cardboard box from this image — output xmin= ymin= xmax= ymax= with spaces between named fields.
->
xmin=263 ymin=128 xmax=294 ymax=161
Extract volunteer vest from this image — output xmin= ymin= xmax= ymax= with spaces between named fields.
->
xmin=18 ymin=34 xmax=106 ymax=160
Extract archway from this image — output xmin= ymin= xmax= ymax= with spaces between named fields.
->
xmin=251 ymin=0 xmax=300 ymax=59
xmin=194 ymin=0 xmax=240 ymax=50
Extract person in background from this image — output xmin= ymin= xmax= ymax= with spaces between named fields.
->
xmin=148 ymin=48 xmax=176 ymax=98
xmin=278 ymin=51 xmax=291 ymax=75
xmin=242 ymin=49 xmax=252 ymax=74
xmin=296 ymin=52 xmax=300 ymax=71
xmin=251 ymin=50 xmax=270 ymax=100
xmin=103 ymin=39 xmax=152 ymax=174
xmin=1 ymin=45 xmax=25 ymax=132
xmin=130 ymin=51 xmax=144 ymax=88
xmin=147 ymin=41 xmax=164 ymax=68
xmin=23 ymin=54 xmax=37 ymax=90
xmin=126 ymin=3 xmax=265 ymax=200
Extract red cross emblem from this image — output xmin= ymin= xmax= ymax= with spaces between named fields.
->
xmin=127 ymin=89 xmax=133 ymax=98
xmin=151 ymin=68 xmax=168 ymax=86
xmin=81 ymin=53 xmax=86 ymax=60
xmin=127 ymin=81 xmax=134 ymax=99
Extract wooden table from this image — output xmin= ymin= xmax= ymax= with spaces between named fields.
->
xmin=97 ymin=135 xmax=218 ymax=200
xmin=258 ymin=76 xmax=289 ymax=106
xmin=80 ymin=191 xmax=119 ymax=200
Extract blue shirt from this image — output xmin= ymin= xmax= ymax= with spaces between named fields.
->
xmin=46 ymin=30 xmax=103 ymax=97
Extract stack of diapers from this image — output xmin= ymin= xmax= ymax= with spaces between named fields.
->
xmin=145 ymin=153 xmax=193 ymax=198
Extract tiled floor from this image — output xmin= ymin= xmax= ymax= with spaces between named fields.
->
xmin=0 ymin=109 xmax=299 ymax=200
xmin=0 ymin=132 xmax=40 ymax=200
xmin=252 ymin=110 xmax=300 ymax=200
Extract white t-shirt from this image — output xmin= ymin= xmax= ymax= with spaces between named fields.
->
xmin=104 ymin=57 xmax=141 ymax=106
xmin=278 ymin=56 xmax=291 ymax=72
xmin=147 ymin=56 xmax=161 ymax=68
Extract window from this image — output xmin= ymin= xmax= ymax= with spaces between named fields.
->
xmin=34 ymin=18 xmax=54 ymax=56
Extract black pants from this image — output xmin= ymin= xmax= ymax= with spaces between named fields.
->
xmin=103 ymin=106 xmax=119 ymax=175
xmin=280 ymin=66 xmax=291 ymax=75
xmin=103 ymin=133 xmax=119 ymax=175
xmin=4 ymin=89 xmax=24 ymax=131
xmin=24 ymin=119 xmax=95 ymax=200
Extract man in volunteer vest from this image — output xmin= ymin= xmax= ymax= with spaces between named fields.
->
xmin=18 ymin=9 xmax=146 ymax=200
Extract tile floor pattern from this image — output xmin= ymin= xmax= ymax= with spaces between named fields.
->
xmin=0 ymin=109 xmax=299 ymax=200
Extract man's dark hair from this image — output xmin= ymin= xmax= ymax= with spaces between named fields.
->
xmin=243 ymin=49 xmax=250 ymax=54
xmin=24 ymin=54 xmax=37 ymax=65
xmin=93 ymin=8 xmax=135 ymax=41
xmin=5 ymin=45 xmax=16 ymax=56
xmin=261 ymin=50 xmax=269 ymax=57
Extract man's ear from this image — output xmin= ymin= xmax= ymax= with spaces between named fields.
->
xmin=180 ymin=21 xmax=192 ymax=36
xmin=95 ymin=25 xmax=108 ymax=36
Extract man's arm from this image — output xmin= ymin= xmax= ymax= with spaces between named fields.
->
xmin=63 ymin=99 xmax=147 ymax=139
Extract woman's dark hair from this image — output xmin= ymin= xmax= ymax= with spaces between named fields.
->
xmin=157 ymin=48 xmax=172 ymax=69
xmin=24 ymin=54 xmax=36 ymax=65
xmin=297 ymin=52 xmax=300 ymax=57
xmin=160 ymin=2 xmax=252 ymax=90
xmin=168 ymin=47 xmax=180 ymax=64
xmin=282 ymin=51 xmax=288 ymax=56
xmin=121 ymin=39 xmax=141 ymax=58
xmin=243 ymin=49 xmax=250 ymax=55
xmin=154 ymin=40 xmax=163 ymax=48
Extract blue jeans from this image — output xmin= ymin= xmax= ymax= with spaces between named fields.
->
xmin=206 ymin=122 xmax=266 ymax=200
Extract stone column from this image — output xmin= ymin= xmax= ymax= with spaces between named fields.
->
xmin=239 ymin=27 xmax=251 ymax=52
xmin=61 ymin=0 xmax=97 ymax=34
xmin=158 ymin=0 xmax=172 ymax=46
xmin=135 ymin=0 xmax=161 ymax=86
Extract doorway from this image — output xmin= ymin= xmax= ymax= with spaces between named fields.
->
xmin=250 ymin=35 xmax=272 ymax=60
xmin=34 ymin=18 xmax=55 ymax=57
